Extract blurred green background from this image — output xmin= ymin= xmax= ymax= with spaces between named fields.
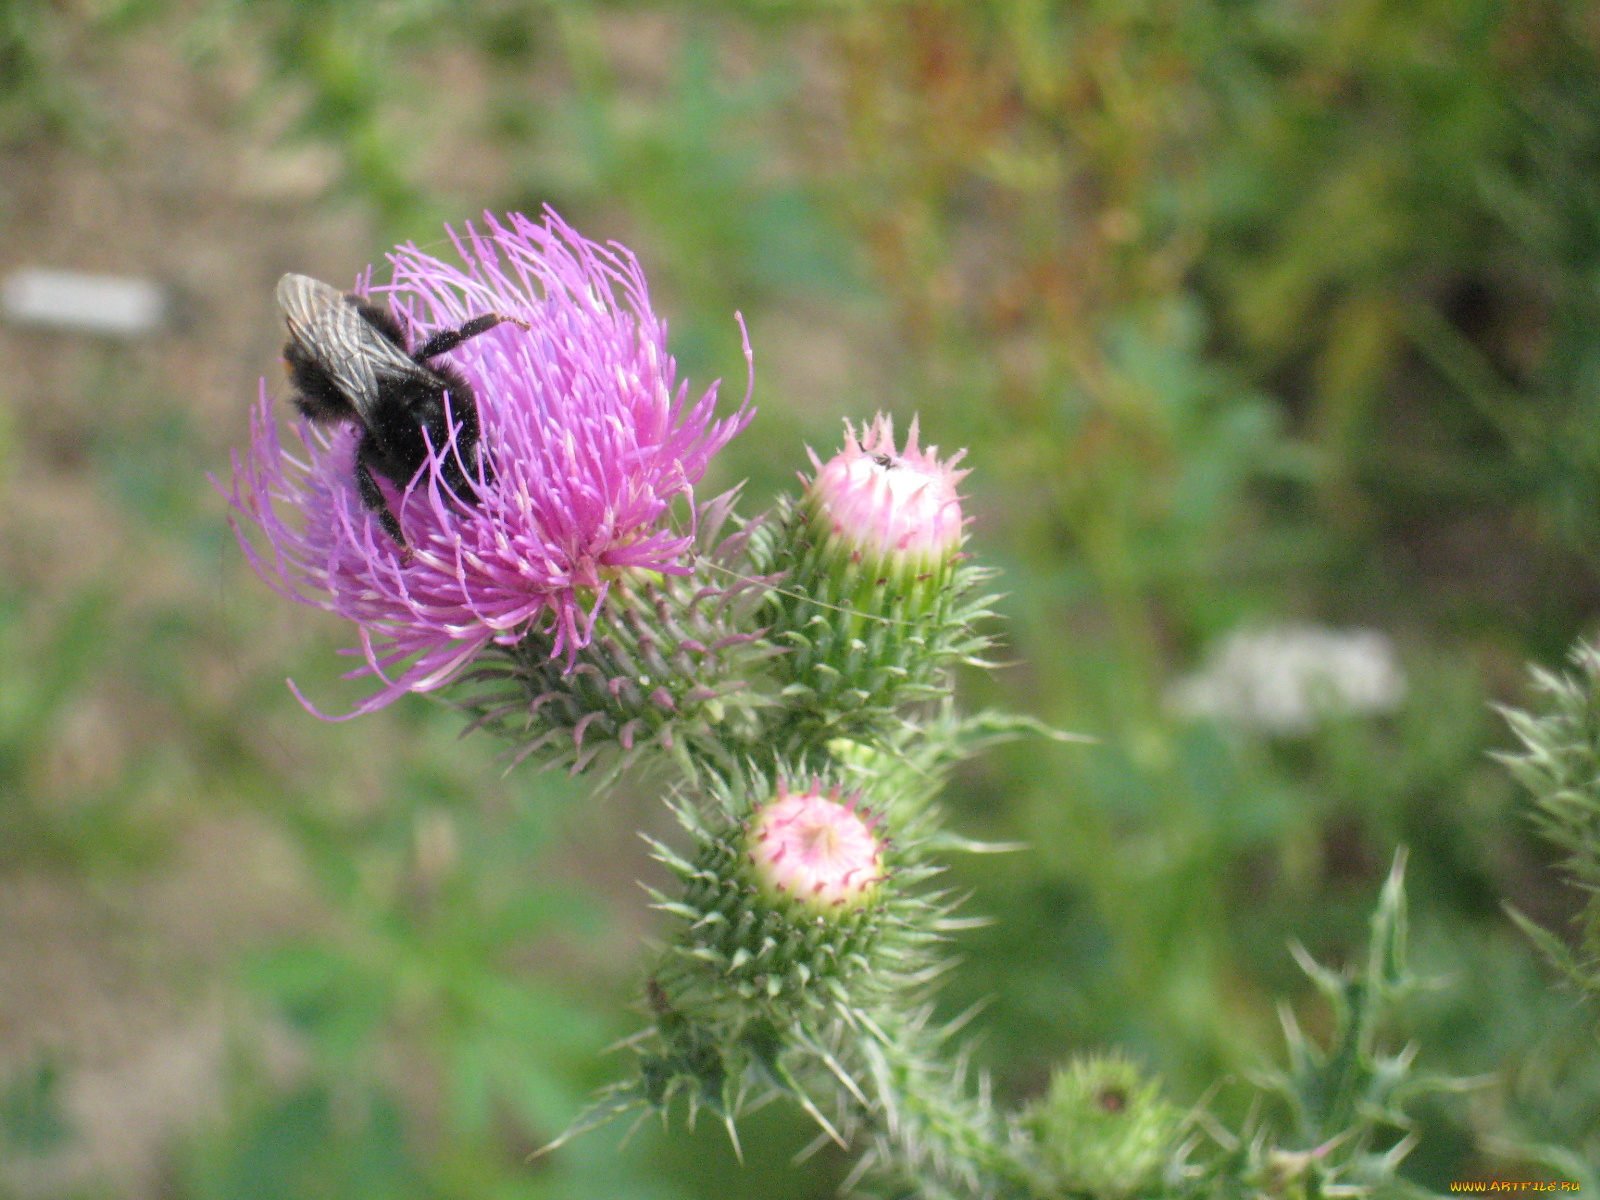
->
xmin=1 ymin=1 xmax=1597 ymax=1195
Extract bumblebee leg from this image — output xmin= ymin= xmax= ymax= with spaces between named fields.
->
xmin=415 ymin=312 xmax=529 ymax=361
xmin=354 ymin=441 xmax=407 ymax=548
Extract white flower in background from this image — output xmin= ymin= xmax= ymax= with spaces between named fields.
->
xmin=1167 ymin=625 xmax=1405 ymax=734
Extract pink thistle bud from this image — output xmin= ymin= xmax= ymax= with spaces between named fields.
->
xmin=806 ymin=414 xmax=967 ymax=573
xmin=745 ymin=780 xmax=885 ymax=914
xmin=764 ymin=414 xmax=984 ymax=733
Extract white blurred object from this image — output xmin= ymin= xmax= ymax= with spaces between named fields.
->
xmin=3 ymin=267 xmax=168 ymax=336
xmin=1167 ymin=625 xmax=1405 ymax=734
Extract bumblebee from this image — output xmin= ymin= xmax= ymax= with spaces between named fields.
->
xmin=276 ymin=273 xmax=524 ymax=547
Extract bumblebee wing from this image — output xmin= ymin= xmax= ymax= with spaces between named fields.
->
xmin=276 ymin=273 xmax=419 ymax=424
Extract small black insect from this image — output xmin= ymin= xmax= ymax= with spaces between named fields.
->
xmin=276 ymin=272 xmax=525 ymax=547
xmin=873 ymin=452 xmax=897 ymax=469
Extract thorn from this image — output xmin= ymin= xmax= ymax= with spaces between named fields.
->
xmin=616 ymin=1108 xmax=651 ymax=1153
xmin=778 ymin=1060 xmax=848 ymax=1150
xmin=839 ymin=1147 xmax=877 ymax=1194
xmin=792 ymin=1128 xmax=835 ymax=1166
xmin=598 ymin=1028 xmax=655 ymax=1056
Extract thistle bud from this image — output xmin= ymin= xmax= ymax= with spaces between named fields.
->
xmin=646 ymin=772 xmax=902 ymax=1014
xmin=1027 ymin=1053 xmax=1182 ymax=1200
xmin=579 ymin=768 xmax=953 ymax=1156
xmin=756 ymin=415 xmax=995 ymax=740
xmin=807 ymin=415 xmax=966 ymax=581
xmin=746 ymin=779 xmax=885 ymax=914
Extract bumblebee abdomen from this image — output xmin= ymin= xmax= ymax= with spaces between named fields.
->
xmin=285 ymin=339 xmax=358 ymax=423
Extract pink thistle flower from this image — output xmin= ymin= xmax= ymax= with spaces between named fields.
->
xmin=806 ymin=413 xmax=967 ymax=572
xmin=224 ymin=210 xmax=752 ymax=716
xmin=746 ymin=779 xmax=885 ymax=914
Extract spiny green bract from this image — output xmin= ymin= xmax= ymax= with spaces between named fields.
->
xmin=1027 ymin=1053 xmax=1182 ymax=1200
xmin=1497 ymin=642 xmax=1600 ymax=1000
xmin=450 ymin=490 xmax=781 ymax=781
xmin=750 ymin=494 xmax=999 ymax=748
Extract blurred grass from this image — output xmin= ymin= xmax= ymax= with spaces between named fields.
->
xmin=1 ymin=0 xmax=1598 ymax=1195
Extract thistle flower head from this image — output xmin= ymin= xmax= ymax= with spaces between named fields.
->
xmin=806 ymin=414 xmax=966 ymax=571
xmin=746 ymin=779 xmax=885 ymax=914
xmin=224 ymin=209 xmax=752 ymax=715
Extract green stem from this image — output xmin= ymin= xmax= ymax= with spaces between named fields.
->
xmin=846 ymin=1003 xmax=1042 ymax=1199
